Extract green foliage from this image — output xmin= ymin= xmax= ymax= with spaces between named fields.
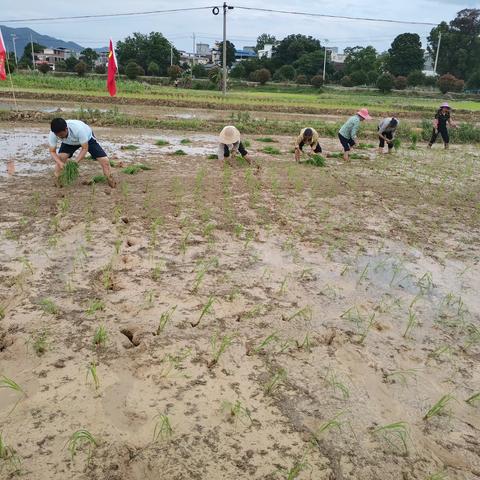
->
xmin=171 ymin=149 xmax=187 ymax=156
xmin=276 ymin=64 xmax=296 ymax=81
xmin=147 ymin=61 xmax=160 ymax=76
xmin=91 ymin=175 xmax=107 ymax=184
xmin=79 ymin=48 xmax=99 ymax=70
xmin=67 ymin=429 xmax=98 ymax=462
xmin=466 ymin=70 xmax=480 ymax=89
xmin=126 ymin=61 xmax=140 ymax=80
xmin=310 ymin=75 xmax=324 ymax=88
xmin=394 ymin=76 xmax=408 ymax=90
xmin=93 ymin=325 xmax=108 ymax=347
xmin=167 ymin=65 xmax=182 ymax=80
xmin=153 ymin=414 xmax=173 ymax=441
xmin=341 ymin=75 xmax=353 ymax=87
xmin=262 ymin=146 xmax=281 ymax=155
xmin=377 ymin=73 xmax=395 ymax=93
xmin=344 ymin=45 xmax=380 ymax=76
xmin=423 ymin=394 xmax=455 ymax=420
xmin=407 ymin=70 xmax=427 ymax=87
xmin=304 ymin=154 xmax=326 ymax=167
xmin=38 ymin=62 xmax=50 ymax=74
xmin=192 ymin=63 xmax=207 ymax=78
xmin=122 ymin=163 xmax=152 ymax=174
xmin=59 ymin=160 xmax=79 ymax=186
xmin=75 ymin=61 xmax=87 ymax=77
xmin=387 ymin=33 xmax=425 ymax=76
xmin=252 ymin=68 xmax=271 ymax=85
xmin=273 ymin=34 xmax=322 ymax=66
xmin=256 ymin=33 xmax=277 ymax=52
xmin=438 ymin=73 xmax=464 ymax=93
xmin=155 ymin=139 xmax=169 ymax=146
xmin=350 ymin=70 xmax=367 ymax=86
xmin=218 ymin=40 xmax=236 ymax=67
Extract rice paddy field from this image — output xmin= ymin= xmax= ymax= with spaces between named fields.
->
xmin=0 ymin=79 xmax=479 ymax=480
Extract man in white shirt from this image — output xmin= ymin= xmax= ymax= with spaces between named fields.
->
xmin=377 ymin=116 xmax=399 ymax=154
xmin=48 ymin=118 xmax=116 ymax=187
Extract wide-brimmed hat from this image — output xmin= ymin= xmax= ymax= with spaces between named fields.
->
xmin=440 ymin=102 xmax=451 ymax=109
xmin=219 ymin=125 xmax=241 ymax=144
xmin=357 ymin=108 xmax=372 ymax=120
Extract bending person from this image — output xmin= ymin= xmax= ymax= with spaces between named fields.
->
xmin=378 ymin=116 xmax=399 ymax=154
xmin=338 ymin=108 xmax=372 ymax=161
xmin=428 ymin=103 xmax=455 ymax=149
xmin=294 ymin=127 xmax=322 ymax=162
xmin=217 ymin=125 xmax=257 ymax=168
xmin=49 ymin=118 xmax=116 ymax=188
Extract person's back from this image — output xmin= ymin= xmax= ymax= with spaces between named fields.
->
xmin=48 ymin=119 xmax=92 ymax=147
xmin=339 ymin=115 xmax=360 ymax=140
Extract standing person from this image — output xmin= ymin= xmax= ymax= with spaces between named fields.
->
xmin=294 ymin=127 xmax=322 ymax=162
xmin=377 ymin=116 xmax=400 ymax=154
xmin=48 ymin=118 xmax=116 ymax=187
xmin=217 ymin=125 xmax=258 ymax=169
xmin=428 ymin=103 xmax=455 ymax=149
xmin=338 ymin=108 xmax=372 ymax=161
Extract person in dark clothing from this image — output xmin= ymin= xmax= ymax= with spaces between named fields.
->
xmin=428 ymin=103 xmax=456 ymax=149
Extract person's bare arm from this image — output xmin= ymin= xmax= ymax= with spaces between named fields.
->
xmin=49 ymin=146 xmax=64 ymax=167
xmin=75 ymin=143 xmax=89 ymax=163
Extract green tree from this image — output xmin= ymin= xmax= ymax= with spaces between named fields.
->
xmin=65 ymin=56 xmax=79 ymax=72
xmin=272 ymin=34 xmax=322 ymax=67
xmin=19 ymin=42 xmax=45 ymax=68
xmin=125 ymin=61 xmax=140 ymax=80
xmin=252 ymin=68 xmax=271 ymax=84
xmin=192 ymin=63 xmax=207 ymax=78
xmin=350 ymin=70 xmax=367 ymax=86
xmin=116 ymin=32 xmax=180 ymax=75
xmin=438 ymin=73 xmax=462 ymax=93
xmin=344 ymin=46 xmax=379 ymax=76
xmin=407 ymin=70 xmax=426 ymax=87
xmin=147 ymin=61 xmax=160 ymax=76
xmin=218 ymin=40 xmax=236 ymax=67
xmin=38 ymin=62 xmax=50 ymax=74
xmin=276 ymin=65 xmax=296 ymax=80
xmin=428 ymin=9 xmax=480 ymax=79
xmin=55 ymin=60 xmax=67 ymax=72
xmin=386 ymin=33 xmax=424 ymax=76
xmin=394 ymin=76 xmax=408 ymax=90
xmin=75 ymin=61 xmax=87 ymax=77
xmin=341 ymin=75 xmax=353 ymax=87
xmin=310 ymin=75 xmax=324 ymax=88
xmin=230 ymin=63 xmax=246 ymax=79
xmin=377 ymin=73 xmax=395 ymax=92
xmin=466 ymin=70 xmax=480 ymax=89
xmin=167 ymin=65 xmax=182 ymax=80
xmin=256 ymin=33 xmax=277 ymax=52
xmin=293 ymin=50 xmax=327 ymax=78
xmin=80 ymin=48 xmax=99 ymax=70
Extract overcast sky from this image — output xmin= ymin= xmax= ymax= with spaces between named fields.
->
xmin=1 ymin=0 xmax=476 ymax=52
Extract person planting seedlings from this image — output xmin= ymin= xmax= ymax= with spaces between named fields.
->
xmin=217 ymin=125 xmax=259 ymax=170
xmin=338 ymin=108 xmax=372 ymax=161
xmin=428 ymin=103 xmax=456 ymax=149
xmin=377 ymin=116 xmax=400 ymax=154
xmin=48 ymin=118 xmax=116 ymax=188
xmin=294 ymin=127 xmax=322 ymax=162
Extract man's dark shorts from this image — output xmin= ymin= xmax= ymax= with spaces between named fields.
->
xmin=58 ymin=136 xmax=107 ymax=159
xmin=299 ymin=141 xmax=322 ymax=153
xmin=338 ymin=133 xmax=355 ymax=152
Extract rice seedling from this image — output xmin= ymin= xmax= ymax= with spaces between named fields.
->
xmin=86 ymin=362 xmax=100 ymax=391
xmin=285 ymin=306 xmax=312 ymax=323
xmin=156 ymin=305 xmax=177 ymax=335
xmin=356 ymin=262 xmax=370 ymax=285
xmin=262 ymin=146 xmax=281 ymax=155
xmin=243 ymin=139 xmax=251 ymax=148
xmin=155 ymin=139 xmax=169 ymax=146
xmin=392 ymin=138 xmax=401 ymax=149
xmin=403 ymin=308 xmax=418 ymax=338
xmin=208 ymin=332 xmax=234 ymax=368
xmin=357 ymin=142 xmax=375 ymax=149
xmin=86 ymin=299 xmax=105 ymax=316
xmin=417 ymin=272 xmax=434 ymax=294
xmin=312 ymin=411 xmax=345 ymax=439
xmin=120 ymin=144 xmax=139 ymax=150
xmin=325 ymin=370 xmax=350 ymax=400
xmin=0 ymin=433 xmax=21 ymax=474
xmin=221 ymin=400 xmax=253 ymax=426
xmin=372 ymin=421 xmax=409 ymax=456
xmin=465 ymin=323 xmax=480 ymax=350
xmin=207 ymin=153 xmax=218 ymax=159
xmin=0 ymin=305 xmax=4 ymax=320
xmin=152 ymin=413 xmax=173 ymax=442
xmin=179 ymin=229 xmax=191 ymax=255
xmin=251 ymin=332 xmax=279 ymax=355
xmin=66 ymin=429 xmax=98 ymax=462
xmin=191 ymin=295 xmax=215 ymax=327
xmin=304 ymin=154 xmax=326 ymax=167
xmin=151 ymin=263 xmax=163 ymax=281
xmin=257 ymin=137 xmax=276 ymax=142
xmin=172 ymin=149 xmax=187 ymax=156
xmin=59 ymin=160 xmax=79 ymax=186
xmin=93 ymin=325 xmax=108 ymax=348
xmin=192 ymin=257 xmax=219 ymax=293
xmin=295 ymin=333 xmax=312 ymax=352
xmin=58 ymin=197 xmax=70 ymax=215
xmin=40 ymin=298 xmax=59 ymax=316
xmin=144 ymin=290 xmax=156 ymax=309
xmin=384 ymin=369 xmax=419 ymax=386
xmin=278 ymin=273 xmax=289 ymax=295
xmin=282 ymin=459 xmax=310 ymax=480
xmin=264 ymin=368 xmax=287 ymax=395
xmin=122 ymin=163 xmax=152 ymax=174
xmin=0 ymin=376 xmax=25 ymax=396
xmin=425 ymin=472 xmax=448 ymax=480
xmin=423 ymin=394 xmax=455 ymax=421
xmin=91 ymin=174 xmax=108 ymax=184
xmin=180 ymin=138 xmax=191 ymax=144
xmin=31 ymin=329 xmax=49 ymax=356
xmin=466 ymin=392 xmax=480 ymax=407
xmin=101 ymin=263 xmax=114 ymax=290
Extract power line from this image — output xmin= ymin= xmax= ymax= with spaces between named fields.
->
xmin=0 ymin=6 xmax=216 ymax=24
xmin=234 ymin=6 xmax=438 ymax=27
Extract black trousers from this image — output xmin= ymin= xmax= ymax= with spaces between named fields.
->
xmin=299 ymin=141 xmax=322 ymax=153
xmin=429 ymin=127 xmax=449 ymax=145
xmin=224 ymin=142 xmax=248 ymax=157
xmin=379 ymin=131 xmax=393 ymax=149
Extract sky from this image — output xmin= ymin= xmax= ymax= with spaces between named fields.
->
xmin=0 ymin=0 xmax=476 ymax=53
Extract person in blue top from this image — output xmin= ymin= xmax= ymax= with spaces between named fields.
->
xmin=48 ymin=118 xmax=116 ymax=187
xmin=338 ymin=108 xmax=372 ymax=161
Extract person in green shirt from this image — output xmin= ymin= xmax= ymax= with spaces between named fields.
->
xmin=338 ymin=108 xmax=372 ymax=161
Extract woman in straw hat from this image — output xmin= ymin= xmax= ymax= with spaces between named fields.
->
xmin=217 ymin=125 xmax=257 ymax=169
xmin=428 ymin=102 xmax=456 ymax=149
xmin=338 ymin=108 xmax=372 ymax=161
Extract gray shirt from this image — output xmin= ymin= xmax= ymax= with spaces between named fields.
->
xmin=378 ymin=117 xmax=399 ymax=135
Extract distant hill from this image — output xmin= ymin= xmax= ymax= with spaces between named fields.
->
xmin=0 ymin=25 xmax=85 ymax=55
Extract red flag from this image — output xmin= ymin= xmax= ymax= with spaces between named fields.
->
xmin=0 ymin=28 xmax=7 ymax=81
xmin=107 ymin=38 xmax=117 ymax=96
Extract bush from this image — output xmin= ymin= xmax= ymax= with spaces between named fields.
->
xmin=454 ymin=78 xmax=465 ymax=93
xmin=407 ymin=70 xmax=426 ymax=87
xmin=74 ymin=61 xmax=87 ymax=77
xmin=423 ymin=75 xmax=437 ymax=88
xmin=147 ymin=61 xmax=160 ymax=76
xmin=466 ymin=71 xmax=480 ymax=90
xmin=230 ymin=63 xmax=246 ymax=79
xmin=341 ymin=75 xmax=353 ymax=87
xmin=310 ymin=75 xmax=324 ymax=88
xmin=394 ymin=76 xmax=407 ymax=90
xmin=55 ymin=60 xmax=67 ymax=72
xmin=296 ymin=74 xmax=308 ymax=85
xmin=366 ymin=71 xmax=379 ymax=86
xmin=376 ymin=73 xmax=395 ymax=93
xmin=38 ymin=62 xmax=51 ymax=74
xmin=276 ymin=65 xmax=296 ymax=81
xmin=192 ymin=63 xmax=207 ymax=78
xmin=253 ymin=68 xmax=271 ymax=85
xmin=94 ymin=64 xmax=106 ymax=74
xmin=125 ymin=61 xmax=140 ymax=80
xmin=350 ymin=71 xmax=367 ymax=86
xmin=438 ymin=73 xmax=461 ymax=94
xmin=136 ymin=65 xmax=145 ymax=76
xmin=167 ymin=65 xmax=182 ymax=80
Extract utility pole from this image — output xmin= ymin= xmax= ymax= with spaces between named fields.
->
xmin=322 ymin=39 xmax=329 ymax=82
xmin=434 ymin=31 xmax=442 ymax=75
xmin=30 ymin=33 xmax=36 ymax=70
xmin=222 ymin=3 xmax=233 ymax=96
xmin=192 ymin=32 xmax=196 ymax=71
xmin=11 ymin=34 xmax=18 ymax=66
xmin=170 ymin=44 xmax=173 ymax=66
